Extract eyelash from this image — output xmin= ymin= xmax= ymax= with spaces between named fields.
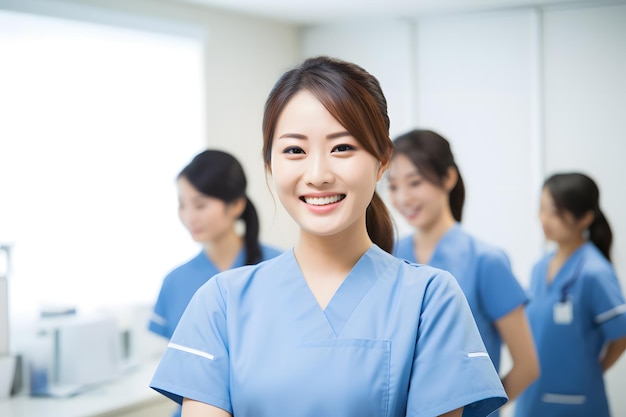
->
xmin=281 ymin=144 xmax=357 ymax=154
xmin=333 ymin=144 xmax=356 ymax=152
xmin=283 ymin=146 xmax=304 ymax=154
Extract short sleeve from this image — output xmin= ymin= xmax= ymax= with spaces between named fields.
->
xmin=148 ymin=281 xmax=172 ymax=338
xmin=149 ymin=278 xmax=232 ymax=414
xmin=585 ymin=268 xmax=626 ymax=342
xmin=477 ymin=250 xmax=528 ymax=321
xmin=407 ymin=271 xmax=507 ymax=417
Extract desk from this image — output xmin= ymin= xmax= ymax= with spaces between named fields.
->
xmin=0 ymin=360 xmax=177 ymax=417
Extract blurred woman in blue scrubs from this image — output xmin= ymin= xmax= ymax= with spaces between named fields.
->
xmin=150 ymin=56 xmax=508 ymax=417
xmin=515 ymin=172 xmax=626 ymax=417
xmin=387 ymin=129 xmax=539 ymax=412
xmin=149 ymin=149 xmax=282 ymax=417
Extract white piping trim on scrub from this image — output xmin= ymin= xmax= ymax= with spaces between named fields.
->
xmin=595 ymin=304 xmax=626 ymax=324
xmin=541 ymin=393 xmax=586 ymax=405
xmin=168 ymin=342 xmax=215 ymax=360
xmin=150 ymin=313 xmax=167 ymax=326
xmin=467 ymin=352 xmax=490 ymax=358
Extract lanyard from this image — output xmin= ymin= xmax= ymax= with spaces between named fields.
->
xmin=560 ymin=255 xmax=585 ymax=303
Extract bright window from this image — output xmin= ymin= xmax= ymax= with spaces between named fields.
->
xmin=0 ymin=9 xmax=207 ymax=322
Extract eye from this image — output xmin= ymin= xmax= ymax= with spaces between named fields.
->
xmin=409 ymin=179 xmax=423 ymax=187
xmin=283 ymin=146 xmax=305 ymax=155
xmin=332 ymin=144 xmax=356 ymax=153
xmin=388 ymin=184 xmax=397 ymax=192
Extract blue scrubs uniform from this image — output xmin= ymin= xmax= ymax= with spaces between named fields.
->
xmin=150 ymin=245 xmax=507 ymax=417
xmin=149 ymin=244 xmax=283 ymax=339
xmin=515 ymin=242 xmax=626 ymax=417
xmin=149 ymin=245 xmax=282 ymax=417
xmin=394 ymin=223 xmax=528 ymax=375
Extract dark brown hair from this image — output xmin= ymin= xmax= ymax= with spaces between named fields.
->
xmin=392 ymin=129 xmax=466 ymax=222
xmin=179 ymin=150 xmax=262 ymax=264
xmin=544 ymin=172 xmax=613 ymax=262
xmin=262 ymin=56 xmax=394 ymax=253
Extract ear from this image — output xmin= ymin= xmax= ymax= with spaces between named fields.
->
xmin=376 ymin=149 xmax=392 ymax=182
xmin=443 ymin=167 xmax=459 ymax=192
xmin=579 ymin=210 xmax=595 ymax=231
xmin=228 ymin=197 xmax=247 ymax=220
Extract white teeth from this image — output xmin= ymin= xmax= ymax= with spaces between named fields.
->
xmin=304 ymin=195 xmax=343 ymax=206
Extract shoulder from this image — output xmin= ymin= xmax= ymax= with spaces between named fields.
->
xmin=259 ymin=243 xmax=284 ymax=260
xmin=208 ymin=250 xmax=292 ymax=293
xmin=579 ymin=243 xmax=617 ymax=281
xmin=162 ymin=252 xmax=207 ymax=282
xmin=390 ymin=250 xmax=462 ymax=298
xmin=393 ymin=234 xmax=414 ymax=257
xmin=459 ymin=230 xmax=512 ymax=268
xmin=469 ymin=233 xmax=509 ymax=259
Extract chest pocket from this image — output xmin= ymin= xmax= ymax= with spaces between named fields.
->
xmin=296 ymin=338 xmax=391 ymax=417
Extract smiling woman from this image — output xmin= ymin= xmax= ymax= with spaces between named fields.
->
xmin=0 ymin=9 xmax=206 ymax=322
xmin=149 ymin=55 xmax=508 ymax=417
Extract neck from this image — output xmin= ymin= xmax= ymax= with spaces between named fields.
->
xmin=555 ymin=236 xmax=586 ymax=261
xmin=294 ymin=219 xmax=372 ymax=275
xmin=413 ymin=210 xmax=456 ymax=250
xmin=203 ymin=228 xmax=243 ymax=271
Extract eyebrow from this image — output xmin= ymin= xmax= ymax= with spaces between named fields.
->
xmin=388 ymin=170 xmax=421 ymax=181
xmin=277 ymin=131 xmax=352 ymax=140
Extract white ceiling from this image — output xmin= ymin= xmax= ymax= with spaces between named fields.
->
xmin=176 ymin=0 xmax=582 ymax=24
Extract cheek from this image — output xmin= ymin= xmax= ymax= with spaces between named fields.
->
xmin=178 ymin=209 xmax=189 ymax=224
xmin=389 ymin=186 xmax=411 ymax=208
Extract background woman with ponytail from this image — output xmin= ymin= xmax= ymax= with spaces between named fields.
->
xmin=515 ymin=172 xmax=626 ymax=417
xmin=148 ymin=150 xmax=282 ymax=417
xmin=150 ymin=56 xmax=507 ymax=417
xmin=387 ymin=129 xmax=539 ymax=413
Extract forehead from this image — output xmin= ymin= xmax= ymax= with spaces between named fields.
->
xmin=277 ymin=90 xmax=327 ymax=122
xmin=388 ymin=154 xmax=420 ymax=177
xmin=177 ymin=177 xmax=207 ymax=198
xmin=540 ymin=187 xmax=555 ymax=204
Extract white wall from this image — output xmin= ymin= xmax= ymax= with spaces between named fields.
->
xmin=542 ymin=4 xmax=626 ymax=414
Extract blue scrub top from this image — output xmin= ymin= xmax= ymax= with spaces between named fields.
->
xmin=149 ymin=244 xmax=283 ymax=339
xmin=150 ymin=245 xmax=507 ymax=417
xmin=149 ymin=244 xmax=282 ymax=417
xmin=394 ymin=223 xmax=528 ymax=374
xmin=515 ymin=242 xmax=626 ymax=417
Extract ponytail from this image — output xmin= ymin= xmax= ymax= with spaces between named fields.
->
xmin=589 ymin=208 xmax=613 ymax=262
xmin=366 ymin=192 xmax=394 ymax=254
xmin=449 ymin=173 xmax=465 ymax=223
xmin=393 ymin=129 xmax=465 ymax=222
xmin=240 ymin=196 xmax=262 ymax=265
xmin=543 ymin=172 xmax=613 ymax=263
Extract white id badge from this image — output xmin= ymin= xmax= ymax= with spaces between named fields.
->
xmin=553 ymin=301 xmax=573 ymax=324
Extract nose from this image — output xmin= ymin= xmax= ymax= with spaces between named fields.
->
xmin=303 ymin=153 xmax=334 ymax=186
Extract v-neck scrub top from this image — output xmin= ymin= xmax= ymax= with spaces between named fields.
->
xmin=150 ymin=245 xmax=507 ymax=417
xmin=394 ymin=224 xmax=528 ymax=374
xmin=514 ymin=242 xmax=626 ymax=417
xmin=149 ymin=245 xmax=283 ymax=339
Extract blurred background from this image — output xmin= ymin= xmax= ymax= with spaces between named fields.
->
xmin=0 ymin=0 xmax=624 ymax=415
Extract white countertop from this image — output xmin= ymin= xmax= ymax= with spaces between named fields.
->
xmin=0 ymin=359 xmax=175 ymax=417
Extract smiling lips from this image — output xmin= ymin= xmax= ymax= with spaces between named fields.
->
xmin=302 ymin=194 xmax=346 ymax=206
xmin=402 ymin=207 xmax=420 ymax=221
